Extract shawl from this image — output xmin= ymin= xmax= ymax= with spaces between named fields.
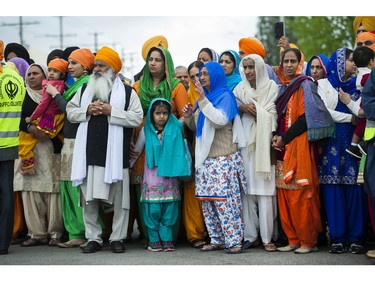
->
xmin=188 ymin=78 xmax=199 ymax=107
xmin=144 ymin=98 xmax=190 ymax=177
xmin=234 ymin=54 xmax=278 ymax=179
xmin=327 ymin=48 xmax=358 ymax=95
xmin=71 ymin=76 xmax=125 ymax=186
xmin=195 ymin=61 xmax=245 ymax=168
xmin=63 ymin=75 xmax=90 ymax=101
xmin=139 ymin=46 xmax=180 ymax=113
xmin=276 ymin=75 xmax=335 ymax=142
xmin=219 ymin=49 xmax=242 ymax=90
xmin=306 ymin=54 xmax=329 ymax=79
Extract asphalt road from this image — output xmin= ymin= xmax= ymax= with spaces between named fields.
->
xmin=1 ymin=238 xmax=374 ymax=281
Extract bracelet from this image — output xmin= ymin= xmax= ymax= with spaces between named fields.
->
xmin=52 ymin=92 xmax=60 ymax=98
xmin=26 ymin=123 xmax=32 ymax=131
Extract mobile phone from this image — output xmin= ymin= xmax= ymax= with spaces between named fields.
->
xmin=275 ymin=22 xmax=285 ymax=40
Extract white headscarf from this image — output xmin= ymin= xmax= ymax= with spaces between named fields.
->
xmin=233 ymin=54 xmax=278 ymax=179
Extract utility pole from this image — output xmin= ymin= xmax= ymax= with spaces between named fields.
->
xmin=89 ymin=32 xmax=103 ymax=52
xmin=40 ymin=16 xmax=76 ymax=49
xmin=0 ymin=16 xmax=40 ymax=45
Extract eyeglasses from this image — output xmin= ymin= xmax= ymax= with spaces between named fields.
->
xmin=199 ymin=72 xmax=209 ymax=77
xmin=356 ymin=40 xmax=374 ymax=47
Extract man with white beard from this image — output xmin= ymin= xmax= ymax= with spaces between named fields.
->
xmin=66 ymin=46 xmax=143 ymax=254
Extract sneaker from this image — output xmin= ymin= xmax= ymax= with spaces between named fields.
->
xmin=349 ymin=243 xmax=366 ymax=254
xmin=329 ymin=242 xmax=345 ymax=254
xmin=147 ymin=241 xmax=163 ymax=252
xmin=162 ymin=241 xmax=175 ymax=252
xmin=358 ymin=140 xmax=368 ymax=156
xmin=345 ymin=145 xmax=362 ymax=159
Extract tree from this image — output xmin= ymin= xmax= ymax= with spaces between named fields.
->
xmin=256 ymin=16 xmax=356 ymax=67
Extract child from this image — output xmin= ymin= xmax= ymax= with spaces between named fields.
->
xmin=19 ymin=58 xmax=68 ymax=175
xmin=341 ymin=46 xmax=375 ymax=158
xmin=136 ymin=98 xmax=190 ymax=252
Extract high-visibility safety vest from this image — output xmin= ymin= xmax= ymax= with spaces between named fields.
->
xmin=0 ymin=67 xmax=26 ymax=149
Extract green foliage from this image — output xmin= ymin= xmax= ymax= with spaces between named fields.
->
xmin=256 ymin=16 xmax=356 ymax=67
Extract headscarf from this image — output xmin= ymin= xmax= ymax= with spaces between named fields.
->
xmin=69 ymin=48 xmax=95 ymax=70
xmin=25 ymin=63 xmax=48 ymax=104
xmin=238 ymin=37 xmax=266 ymax=58
xmin=95 ymin=46 xmax=122 ymax=73
xmin=8 ymin=57 xmax=29 ymax=79
xmin=0 ymin=40 xmax=4 ymax=73
xmin=195 ymin=61 xmax=245 ymax=168
xmin=197 ymin=48 xmax=219 ymax=62
xmin=4 ymin=42 xmax=32 ymax=64
xmin=141 ymin=35 xmax=168 ymax=61
xmin=234 ymin=54 xmax=278 ymax=180
xmin=144 ymin=98 xmax=190 ymax=177
xmin=356 ymin=32 xmax=375 ymax=52
xmin=48 ymin=58 xmax=68 ymax=74
xmin=327 ymin=48 xmax=359 ymax=96
xmin=139 ymin=46 xmax=180 ymax=113
xmin=353 ymin=16 xmax=375 ymax=34
xmin=219 ymin=49 xmax=242 ymax=90
xmin=306 ymin=54 xmax=329 ymax=79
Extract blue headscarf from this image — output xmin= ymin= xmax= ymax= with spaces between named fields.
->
xmin=144 ymin=98 xmax=190 ymax=177
xmin=306 ymin=54 xmax=329 ymax=79
xmin=327 ymin=48 xmax=359 ymax=97
xmin=219 ymin=49 xmax=242 ymax=90
xmin=196 ymin=61 xmax=239 ymax=138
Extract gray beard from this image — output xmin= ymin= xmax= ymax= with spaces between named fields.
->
xmin=87 ymin=69 xmax=114 ymax=103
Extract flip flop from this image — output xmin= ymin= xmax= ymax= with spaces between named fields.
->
xmin=20 ymin=238 xmax=48 ymax=247
xmin=224 ymin=245 xmax=244 ymax=254
xmin=190 ymin=239 xmax=207 ymax=249
xmin=200 ymin=243 xmax=225 ymax=252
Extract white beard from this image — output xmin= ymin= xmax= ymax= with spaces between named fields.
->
xmin=87 ymin=69 xmax=114 ymax=103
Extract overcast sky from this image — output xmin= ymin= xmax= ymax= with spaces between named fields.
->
xmin=0 ymin=16 xmax=258 ymax=79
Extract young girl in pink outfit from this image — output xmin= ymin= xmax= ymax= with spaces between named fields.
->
xmin=19 ymin=58 xmax=68 ymax=175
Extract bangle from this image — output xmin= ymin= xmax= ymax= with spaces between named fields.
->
xmin=52 ymin=92 xmax=59 ymax=98
xmin=26 ymin=123 xmax=32 ymax=131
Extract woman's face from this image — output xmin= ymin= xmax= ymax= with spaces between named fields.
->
xmin=310 ymin=58 xmax=325 ymax=81
xmin=219 ymin=54 xmax=235 ymax=76
xmin=189 ymin=66 xmax=200 ymax=84
xmin=26 ymin=65 xmax=45 ymax=90
xmin=197 ymin=51 xmax=212 ymax=64
xmin=282 ymin=51 xmax=299 ymax=79
xmin=345 ymin=53 xmax=357 ymax=76
xmin=243 ymin=58 xmax=256 ymax=87
xmin=148 ymin=50 xmax=165 ymax=77
xmin=68 ymin=59 xmax=85 ymax=78
xmin=199 ymin=67 xmax=210 ymax=91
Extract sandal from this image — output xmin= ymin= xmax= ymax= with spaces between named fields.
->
xmin=20 ymin=238 xmax=48 ymax=247
xmin=200 ymin=243 xmax=225 ymax=252
xmin=48 ymin=238 xmax=61 ymax=247
xmin=224 ymin=245 xmax=244 ymax=254
xmin=190 ymin=239 xmax=207 ymax=249
xmin=263 ymin=243 xmax=277 ymax=252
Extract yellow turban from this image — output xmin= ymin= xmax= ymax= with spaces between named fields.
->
xmin=141 ymin=35 xmax=168 ymax=61
xmin=353 ymin=16 xmax=375 ymax=34
xmin=0 ymin=40 xmax=3 ymax=73
xmin=48 ymin=58 xmax=69 ymax=74
xmin=95 ymin=46 xmax=122 ymax=73
xmin=69 ymin=48 xmax=95 ymax=70
xmin=238 ymin=37 xmax=266 ymax=58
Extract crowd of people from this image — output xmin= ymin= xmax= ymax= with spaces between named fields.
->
xmin=1 ymin=16 xmax=375 ymax=261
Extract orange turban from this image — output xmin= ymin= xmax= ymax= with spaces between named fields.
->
xmin=0 ymin=40 xmax=4 ymax=73
xmin=353 ymin=16 xmax=375 ymax=34
xmin=238 ymin=37 xmax=266 ymax=58
xmin=48 ymin=58 xmax=68 ymax=74
xmin=95 ymin=46 xmax=122 ymax=73
xmin=356 ymin=32 xmax=375 ymax=52
xmin=141 ymin=35 xmax=168 ymax=61
xmin=69 ymin=48 xmax=95 ymax=70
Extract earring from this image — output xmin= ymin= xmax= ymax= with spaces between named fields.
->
xmin=83 ymin=68 xmax=88 ymax=75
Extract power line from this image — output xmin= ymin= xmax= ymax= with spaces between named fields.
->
xmin=37 ymin=16 xmax=76 ymax=49
xmin=0 ymin=16 xmax=40 ymax=45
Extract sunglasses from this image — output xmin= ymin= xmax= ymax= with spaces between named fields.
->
xmin=356 ymin=40 xmax=374 ymax=47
